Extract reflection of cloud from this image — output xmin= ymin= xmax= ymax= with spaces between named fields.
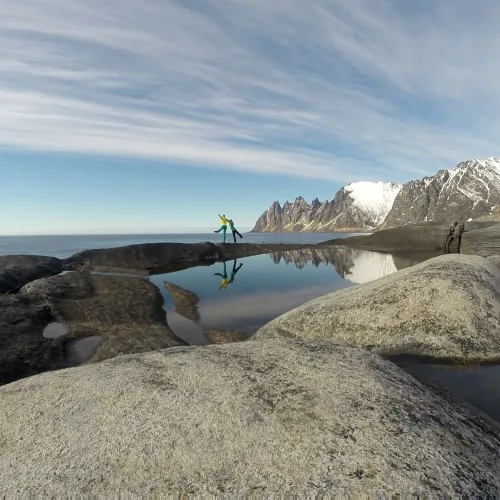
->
xmin=166 ymin=311 xmax=210 ymax=346
xmin=198 ymin=284 xmax=342 ymax=332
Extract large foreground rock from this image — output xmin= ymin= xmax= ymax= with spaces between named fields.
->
xmin=0 ymin=255 xmax=62 ymax=293
xmin=64 ymin=242 xmax=319 ymax=274
xmin=255 ymin=254 xmax=500 ymax=363
xmin=1 ymin=339 xmax=499 ymax=496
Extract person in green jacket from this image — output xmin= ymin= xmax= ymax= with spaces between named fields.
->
xmin=214 ymin=214 xmax=228 ymax=243
xmin=228 ymin=219 xmax=243 ymax=243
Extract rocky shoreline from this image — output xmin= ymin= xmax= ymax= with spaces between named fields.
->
xmin=1 ymin=233 xmax=500 ymax=495
xmin=321 ymin=218 xmax=500 ymax=258
xmin=0 ymin=242 xmax=319 ymax=384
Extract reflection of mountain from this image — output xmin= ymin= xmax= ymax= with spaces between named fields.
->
xmin=271 ymin=247 xmax=355 ymax=276
xmin=270 ymin=247 xmax=433 ymax=284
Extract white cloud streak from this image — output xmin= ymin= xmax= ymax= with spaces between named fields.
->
xmin=1 ymin=0 xmax=499 ymax=182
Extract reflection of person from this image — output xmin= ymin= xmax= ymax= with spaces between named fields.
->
xmin=228 ymin=259 xmax=243 ymax=284
xmin=214 ymin=260 xmax=243 ymax=290
xmin=228 ymin=219 xmax=243 ymax=243
xmin=214 ymin=214 xmax=228 ymax=243
xmin=214 ymin=261 xmax=228 ymax=290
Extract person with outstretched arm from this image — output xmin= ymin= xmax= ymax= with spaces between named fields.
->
xmin=228 ymin=219 xmax=243 ymax=243
xmin=214 ymin=214 xmax=228 ymax=243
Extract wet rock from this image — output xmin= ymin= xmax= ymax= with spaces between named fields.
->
xmin=0 ymin=339 xmax=499 ymax=496
xmin=0 ymin=255 xmax=63 ymax=293
xmin=22 ymin=272 xmax=186 ymax=362
xmin=164 ymin=281 xmax=201 ymax=322
xmin=205 ymin=328 xmax=247 ymax=344
xmin=254 ymin=254 xmax=500 ymax=364
xmin=0 ymin=294 xmax=66 ymax=385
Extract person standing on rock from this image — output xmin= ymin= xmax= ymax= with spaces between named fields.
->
xmin=444 ymin=221 xmax=458 ymax=253
xmin=228 ymin=219 xmax=243 ymax=243
xmin=455 ymin=220 xmax=465 ymax=253
xmin=214 ymin=214 xmax=228 ymax=243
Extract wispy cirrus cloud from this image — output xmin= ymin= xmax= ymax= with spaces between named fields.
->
xmin=1 ymin=0 xmax=499 ymax=182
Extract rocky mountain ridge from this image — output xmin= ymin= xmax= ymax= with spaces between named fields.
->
xmin=252 ymin=158 xmax=500 ymax=232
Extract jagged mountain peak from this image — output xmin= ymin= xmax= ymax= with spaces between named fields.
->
xmin=252 ymin=157 xmax=500 ymax=233
xmin=252 ymin=181 xmax=401 ymax=232
xmin=381 ymin=157 xmax=500 ymax=228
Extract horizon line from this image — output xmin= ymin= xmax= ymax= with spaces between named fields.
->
xmin=0 ymin=229 xmax=255 ymax=237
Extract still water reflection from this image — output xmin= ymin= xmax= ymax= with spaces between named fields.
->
xmin=150 ymin=246 xmax=436 ymax=343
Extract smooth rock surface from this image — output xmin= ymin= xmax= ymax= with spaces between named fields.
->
xmin=322 ymin=221 xmax=453 ymax=252
xmin=254 ymin=254 xmax=500 ymax=363
xmin=324 ymin=219 xmax=500 ymax=258
xmin=460 ymin=221 xmax=500 ymax=258
xmin=205 ymin=328 xmax=247 ymax=344
xmin=64 ymin=242 xmax=319 ymax=274
xmin=1 ymin=339 xmax=499 ymax=496
xmin=0 ymin=255 xmax=63 ymax=293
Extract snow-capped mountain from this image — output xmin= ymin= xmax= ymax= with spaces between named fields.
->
xmin=251 ymin=182 xmax=402 ymax=232
xmin=251 ymin=158 xmax=500 ymax=232
xmin=381 ymin=157 xmax=500 ymax=228
xmin=344 ymin=181 xmax=402 ymax=226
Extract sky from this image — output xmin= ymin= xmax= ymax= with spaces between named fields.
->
xmin=1 ymin=0 xmax=499 ymax=234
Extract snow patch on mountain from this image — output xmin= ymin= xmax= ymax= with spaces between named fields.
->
xmin=344 ymin=181 xmax=403 ymax=225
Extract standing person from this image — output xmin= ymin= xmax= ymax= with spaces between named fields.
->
xmin=444 ymin=221 xmax=458 ymax=254
xmin=228 ymin=218 xmax=243 ymax=243
xmin=214 ymin=214 xmax=228 ymax=243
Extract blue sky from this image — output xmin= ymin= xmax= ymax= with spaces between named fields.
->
xmin=1 ymin=0 xmax=499 ymax=234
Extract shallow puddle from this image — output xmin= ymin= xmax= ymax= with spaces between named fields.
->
xmin=42 ymin=322 xmax=70 ymax=339
xmin=151 ymin=246 xmax=433 ymax=344
xmin=65 ymin=336 xmax=104 ymax=364
xmin=397 ymin=361 xmax=500 ymax=423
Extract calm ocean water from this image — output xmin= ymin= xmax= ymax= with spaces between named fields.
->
xmin=0 ymin=232 xmax=356 ymax=258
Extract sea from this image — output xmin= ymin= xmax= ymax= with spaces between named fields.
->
xmin=2 ymin=232 xmax=499 ymax=424
xmin=0 ymin=232 xmax=350 ymax=258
